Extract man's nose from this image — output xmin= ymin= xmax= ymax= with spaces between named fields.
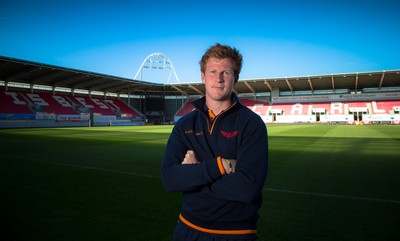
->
xmin=217 ymin=72 xmax=225 ymax=82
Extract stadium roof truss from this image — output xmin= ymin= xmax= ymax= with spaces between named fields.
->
xmin=1 ymin=56 xmax=399 ymax=97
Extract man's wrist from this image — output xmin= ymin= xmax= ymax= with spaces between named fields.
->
xmin=223 ymin=158 xmax=233 ymax=174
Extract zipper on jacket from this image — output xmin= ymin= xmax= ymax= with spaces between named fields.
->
xmin=206 ymin=102 xmax=237 ymax=135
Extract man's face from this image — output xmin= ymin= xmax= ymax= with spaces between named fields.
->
xmin=201 ymin=57 xmax=237 ymax=103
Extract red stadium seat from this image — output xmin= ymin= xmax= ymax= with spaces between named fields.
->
xmin=70 ymin=95 xmax=116 ymax=115
xmin=25 ymin=92 xmax=78 ymax=115
xmin=175 ymin=100 xmax=195 ymax=117
xmin=0 ymin=90 xmax=34 ymax=114
xmin=103 ymin=98 xmax=143 ymax=117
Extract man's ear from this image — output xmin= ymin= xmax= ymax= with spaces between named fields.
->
xmin=201 ymin=73 xmax=205 ymax=84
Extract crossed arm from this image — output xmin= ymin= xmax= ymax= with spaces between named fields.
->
xmin=161 ymin=120 xmax=268 ymax=203
xmin=182 ymin=150 xmax=236 ymax=174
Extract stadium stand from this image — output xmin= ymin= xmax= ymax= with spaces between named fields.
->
xmin=173 ymin=99 xmax=400 ymax=124
xmin=174 ymin=100 xmax=195 ymax=119
xmin=371 ymin=100 xmax=400 ymax=114
xmin=0 ymin=90 xmax=34 ymax=114
xmin=0 ymin=89 xmax=145 ymax=127
xmin=309 ymin=102 xmax=330 ymax=114
xmin=70 ymin=95 xmax=116 ymax=115
xmin=240 ymin=99 xmax=270 ymax=116
xmin=0 ymin=90 xmax=146 ymax=116
xmin=0 ymin=56 xmax=399 ymax=127
xmin=2 ymin=86 xmax=400 ymax=127
xmin=103 ymin=98 xmax=143 ymax=117
xmin=270 ymin=103 xmax=308 ymax=115
xmin=26 ymin=92 xmax=78 ymax=115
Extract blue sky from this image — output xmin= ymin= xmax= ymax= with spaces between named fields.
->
xmin=1 ymin=0 xmax=399 ymax=84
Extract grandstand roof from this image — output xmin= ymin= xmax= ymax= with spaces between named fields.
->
xmin=1 ymin=56 xmax=399 ymax=96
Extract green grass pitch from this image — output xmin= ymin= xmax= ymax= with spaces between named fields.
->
xmin=1 ymin=124 xmax=399 ymax=241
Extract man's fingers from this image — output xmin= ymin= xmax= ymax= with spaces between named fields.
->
xmin=182 ymin=150 xmax=199 ymax=164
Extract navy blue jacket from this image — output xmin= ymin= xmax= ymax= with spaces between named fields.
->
xmin=161 ymin=94 xmax=268 ymax=235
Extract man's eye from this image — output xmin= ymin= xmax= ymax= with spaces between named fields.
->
xmin=223 ymin=71 xmax=233 ymax=76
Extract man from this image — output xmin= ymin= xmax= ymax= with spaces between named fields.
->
xmin=161 ymin=43 xmax=268 ymax=241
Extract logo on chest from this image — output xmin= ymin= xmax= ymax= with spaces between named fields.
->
xmin=185 ymin=130 xmax=203 ymax=136
xmin=221 ymin=130 xmax=239 ymax=139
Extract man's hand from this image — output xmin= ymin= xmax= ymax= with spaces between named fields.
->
xmin=222 ymin=158 xmax=237 ymax=174
xmin=182 ymin=150 xmax=200 ymax=164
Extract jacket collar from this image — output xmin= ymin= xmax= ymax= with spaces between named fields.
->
xmin=192 ymin=93 xmax=241 ymax=114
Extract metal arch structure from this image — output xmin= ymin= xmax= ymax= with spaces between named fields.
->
xmin=134 ymin=52 xmax=180 ymax=84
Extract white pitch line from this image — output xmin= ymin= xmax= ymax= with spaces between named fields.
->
xmin=40 ymin=159 xmax=161 ymax=179
xmin=264 ymin=188 xmax=400 ymax=204
xmin=4 ymin=155 xmax=160 ymax=179
xmin=5 ymin=154 xmax=399 ymax=205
